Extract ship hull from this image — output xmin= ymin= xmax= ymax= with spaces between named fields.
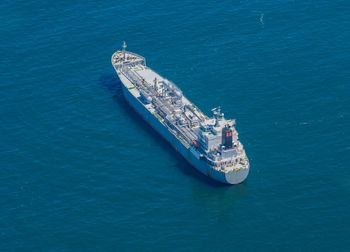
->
xmin=117 ymin=74 xmax=249 ymax=184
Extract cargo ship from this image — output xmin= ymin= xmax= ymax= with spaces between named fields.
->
xmin=111 ymin=42 xmax=249 ymax=184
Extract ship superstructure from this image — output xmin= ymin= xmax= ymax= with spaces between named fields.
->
xmin=111 ymin=42 xmax=249 ymax=184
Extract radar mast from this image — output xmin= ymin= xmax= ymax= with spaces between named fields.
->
xmin=212 ymin=107 xmax=224 ymax=126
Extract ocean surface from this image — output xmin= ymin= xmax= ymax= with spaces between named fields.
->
xmin=1 ymin=0 xmax=350 ymax=250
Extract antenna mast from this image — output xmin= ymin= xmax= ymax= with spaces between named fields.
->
xmin=212 ymin=106 xmax=224 ymax=126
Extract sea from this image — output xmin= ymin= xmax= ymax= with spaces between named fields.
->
xmin=1 ymin=0 xmax=350 ymax=251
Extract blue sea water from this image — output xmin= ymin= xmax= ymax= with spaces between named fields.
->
xmin=1 ymin=0 xmax=350 ymax=250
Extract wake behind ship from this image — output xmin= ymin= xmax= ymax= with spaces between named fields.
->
xmin=111 ymin=42 xmax=249 ymax=184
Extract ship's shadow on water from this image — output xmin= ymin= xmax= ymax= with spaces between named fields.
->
xmin=98 ymin=74 xmax=246 ymax=188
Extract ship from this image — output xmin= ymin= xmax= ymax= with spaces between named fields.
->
xmin=111 ymin=42 xmax=249 ymax=184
